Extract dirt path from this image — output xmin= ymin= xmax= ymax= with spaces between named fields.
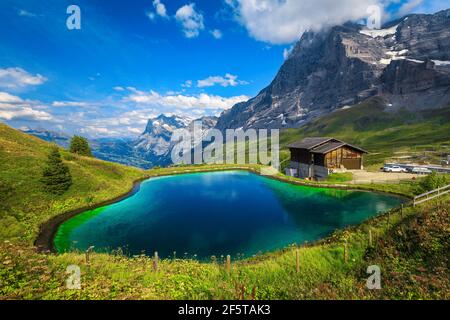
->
xmin=350 ymin=170 xmax=421 ymax=183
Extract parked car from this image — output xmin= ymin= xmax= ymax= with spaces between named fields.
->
xmin=383 ymin=165 xmax=407 ymax=173
xmin=411 ymin=167 xmax=432 ymax=174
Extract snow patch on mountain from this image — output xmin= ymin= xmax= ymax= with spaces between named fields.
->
xmin=359 ymin=24 xmax=399 ymax=38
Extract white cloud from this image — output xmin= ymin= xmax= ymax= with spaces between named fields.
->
xmin=175 ymin=3 xmax=205 ymax=38
xmin=0 ymin=92 xmax=23 ymax=103
xmin=18 ymin=9 xmax=37 ymax=17
xmin=227 ymin=0 xmax=384 ymax=44
xmin=73 ymin=108 xmax=160 ymax=138
xmin=146 ymin=11 xmax=156 ymax=20
xmin=197 ymin=74 xmax=248 ymax=88
xmin=79 ymin=126 xmax=122 ymax=137
xmin=52 ymin=101 xmax=90 ymax=107
xmin=153 ymin=0 xmax=168 ymax=18
xmin=283 ymin=45 xmax=295 ymax=60
xmin=0 ymin=92 xmax=52 ymax=121
xmin=0 ymin=67 xmax=47 ymax=89
xmin=182 ymin=80 xmax=193 ymax=88
xmin=113 ymin=86 xmax=125 ymax=91
xmin=125 ymin=89 xmax=248 ymax=111
xmin=397 ymin=0 xmax=449 ymax=16
xmin=210 ymin=29 xmax=223 ymax=39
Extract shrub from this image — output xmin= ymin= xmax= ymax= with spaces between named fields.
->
xmin=41 ymin=146 xmax=72 ymax=195
xmin=419 ymin=172 xmax=447 ymax=192
xmin=69 ymin=135 xmax=93 ymax=157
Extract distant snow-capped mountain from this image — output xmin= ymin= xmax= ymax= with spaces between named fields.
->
xmin=21 ymin=114 xmax=218 ymax=169
xmin=132 ymin=114 xmax=218 ymax=167
xmin=20 ymin=127 xmax=71 ymax=148
xmin=134 ymin=114 xmax=193 ymax=159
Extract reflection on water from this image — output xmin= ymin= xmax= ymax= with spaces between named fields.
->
xmin=55 ymin=171 xmax=403 ymax=259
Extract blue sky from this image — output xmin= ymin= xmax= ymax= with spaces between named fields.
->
xmin=0 ymin=0 xmax=448 ymax=137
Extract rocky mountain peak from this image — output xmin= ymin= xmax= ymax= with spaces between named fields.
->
xmin=143 ymin=114 xmax=192 ymax=136
xmin=215 ymin=9 xmax=450 ymax=131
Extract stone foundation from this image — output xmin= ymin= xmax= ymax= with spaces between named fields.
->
xmin=287 ymin=161 xmax=330 ymax=180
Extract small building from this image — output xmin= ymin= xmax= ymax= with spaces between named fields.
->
xmin=286 ymin=137 xmax=368 ymax=180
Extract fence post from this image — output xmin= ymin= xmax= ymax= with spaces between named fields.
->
xmin=387 ymin=210 xmax=390 ymax=228
xmin=400 ymin=204 xmax=404 ymax=219
xmin=368 ymin=229 xmax=373 ymax=247
xmin=343 ymin=241 xmax=348 ymax=263
xmin=85 ymin=246 xmax=94 ymax=265
xmin=295 ymin=249 xmax=300 ymax=273
xmin=226 ymin=255 xmax=231 ymax=274
xmin=153 ymin=251 xmax=159 ymax=271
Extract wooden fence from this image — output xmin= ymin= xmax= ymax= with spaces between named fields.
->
xmin=413 ymin=184 xmax=450 ymax=206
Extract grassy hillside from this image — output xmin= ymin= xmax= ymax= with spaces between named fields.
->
xmin=0 ymin=122 xmax=145 ymax=242
xmin=280 ymin=97 xmax=450 ymax=168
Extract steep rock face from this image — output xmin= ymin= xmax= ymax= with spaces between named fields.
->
xmin=132 ymin=114 xmax=218 ymax=167
xmin=216 ymin=9 xmax=450 ymax=131
xmin=381 ymin=59 xmax=450 ymax=111
xmin=134 ymin=114 xmax=192 ymax=159
xmin=394 ymin=10 xmax=450 ymax=61
xmin=216 ymin=24 xmax=387 ymax=130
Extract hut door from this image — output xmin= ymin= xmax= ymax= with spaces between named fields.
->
xmin=342 ymin=158 xmax=361 ymax=170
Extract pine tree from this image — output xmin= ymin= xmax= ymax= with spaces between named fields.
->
xmin=69 ymin=135 xmax=93 ymax=157
xmin=41 ymin=146 xmax=72 ymax=195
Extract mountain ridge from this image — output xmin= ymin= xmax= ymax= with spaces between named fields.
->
xmin=21 ymin=113 xmax=218 ymax=169
xmin=215 ymin=9 xmax=450 ymax=131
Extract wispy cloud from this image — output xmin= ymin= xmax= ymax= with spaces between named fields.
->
xmin=17 ymin=9 xmax=38 ymax=17
xmin=124 ymin=87 xmax=248 ymax=111
xmin=210 ymin=29 xmax=223 ymax=39
xmin=396 ymin=0 xmax=449 ymax=16
xmin=52 ymin=101 xmax=90 ymax=108
xmin=0 ymin=67 xmax=47 ymax=89
xmin=197 ymin=74 xmax=248 ymax=88
xmin=283 ymin=45 xmax=295 ymax=60
xmin=181 ymin=80 xmax=193 ymax=88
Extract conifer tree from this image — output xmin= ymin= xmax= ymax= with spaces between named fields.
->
xmin=69 ymin=135 xmax=93 ymax=157
xmin=41 ymin=146 xmax=72 ymax=195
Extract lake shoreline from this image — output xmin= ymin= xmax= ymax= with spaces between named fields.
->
xmin=35 ymin=166 xmax=411 ymax=254
xmin=34 ymin=177 xmax=145 ymax=253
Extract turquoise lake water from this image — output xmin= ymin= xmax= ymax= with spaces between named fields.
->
xmin=54 ymin=171 xmax=403 ymax=259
